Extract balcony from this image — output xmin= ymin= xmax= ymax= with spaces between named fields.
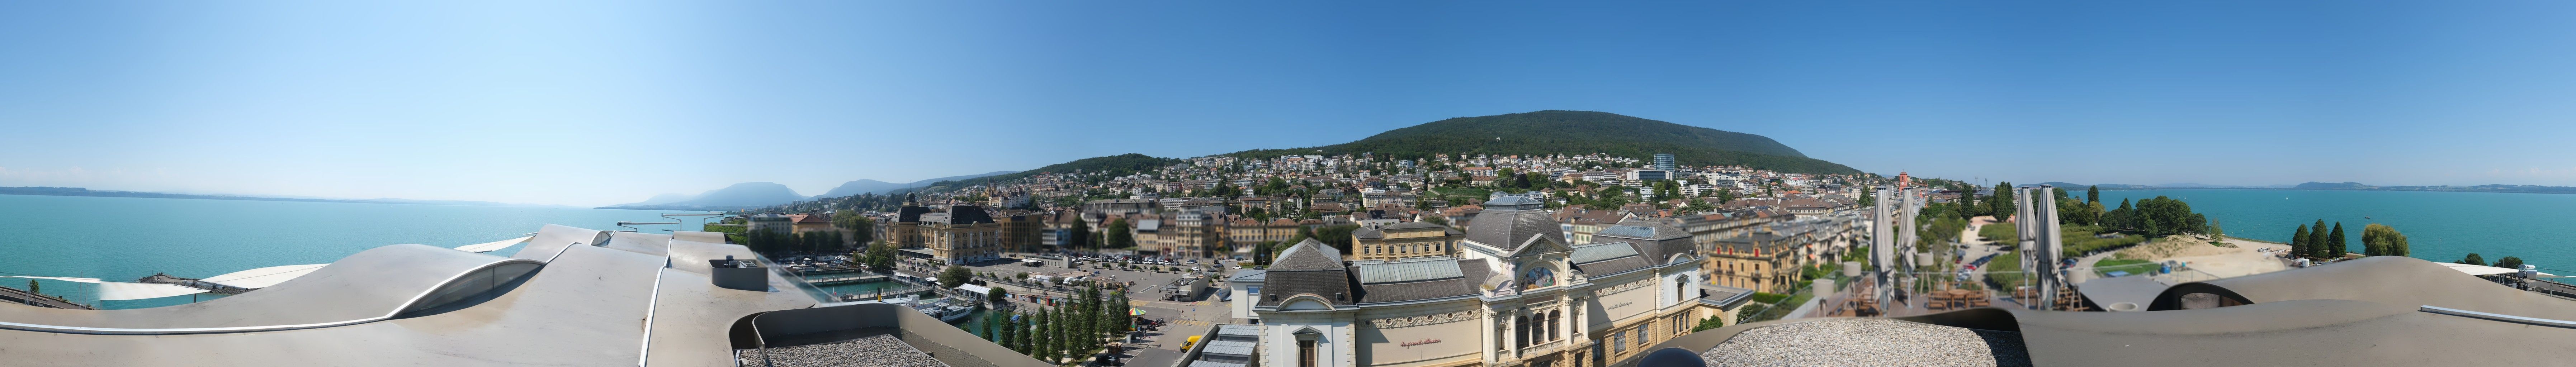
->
xmin=1517 ymin=339 xmax=1566 ymax=356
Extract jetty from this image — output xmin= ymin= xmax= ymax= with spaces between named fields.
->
xmin=138 ymin=273 xmax=253 ymax=295
xmin=0 ymin=285 xmax=92 ymax=310
xmin=805 ymin=273 xmax=891 ymax=286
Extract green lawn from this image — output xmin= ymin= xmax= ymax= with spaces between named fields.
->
xmin=1978 ymin=221 xmax=2018 ymax=243
xmin=2092 ymin=258 xmax=2159 ymax=276
xmin=1984 ymin=249 xmax=2024 ymax=288
xmin=2060 ymin=225 xmax=2151 ymax=258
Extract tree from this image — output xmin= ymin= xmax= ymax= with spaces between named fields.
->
xmin=1989 ymin=182 xmax=2014 ymax=220
xmin=2289 ymin=224 xmax=2311 ymax=258
xmin=1033 ymin=308 xmax=1054 ymax=361
xmin=1858 ymin=187 xmax=1875 ymax=207
xmin=861 ymin=240 xmax=898 ymax=272
xmin=1105 ymin=290 xmax=1131 ymax=343
xmin=1106 ymin=219 xmax=1134 ymax=249
xmin=939 ymin=265 xmax=972 ymax=288
xmin=1007 ymin=312 xmax=1027 ymax=353
xmin=2327 ymin=222 xmax=2347 ymax=257
xmin=2360 ymin=223 xmax=2409 ymax=257
xmin=987 ymin=287 xmax=1008 ymax=306
xmin=1693 ymin=315 xmax=1726 ymax=332
xmin=1068 ymin=216 xmax=1092 ymax=251
xmin=2309 ymin=219 xmax=2332 ymax=257
xmin=833 ymin=210 xmax=875 ymax=246
xmin=2207 ymin=220 xmax=2223 ymax=240
xmin=2458 ymin=253 xmax=2487 ymax=266
xmin=2086 ymin=185 xmax=2100 ymax=205
xmin=983 ymin=310 xmax=1001 ymax=342
xmin=23 ymin=280 xmax=34 ymax=295
xmin=2496 ymin=256 xmax=2525 ymax=270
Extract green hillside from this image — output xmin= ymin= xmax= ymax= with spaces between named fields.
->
xmin=1227 ymin=110 xmax=1858 ymax=174
xmin=908 ymin=153 xmax=1181 ymax=191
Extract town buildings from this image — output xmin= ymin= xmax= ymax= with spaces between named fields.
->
xmin=1248 ymin=196 xmax=1709 ymax=367
xmin=1347 ymin=221 xmax=1462 ymax=262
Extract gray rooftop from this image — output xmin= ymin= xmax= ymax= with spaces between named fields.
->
xmin=1200 ymin=340 xmax=1257 ymax=357
xmin=1355 ymin=257 xmax=1465 ymax=284
xmin=1188 ymin=361 xmax=1248 ymax=367
xmin=1568 ymin=242 xmax=1640 ymax=264
xmin=1227 ymin=270 xmax=1267 ymax=282
xmin=1463 ymin=199 xmax=1563 ymax=249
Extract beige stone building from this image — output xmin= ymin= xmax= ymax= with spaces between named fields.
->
xmin=1347 ymin=221 xmax=1462 ymax=262
xmin=890 ymin=205 xmax=1004 ymax=264
xmin=1249 ymin=196 xmax=1712 ymax=367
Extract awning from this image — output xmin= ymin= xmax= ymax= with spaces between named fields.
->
xmin=0 ymin=276 xmax=208 ymax=301
xmin=202 ymin=264 xmax=330 ymax=289
xmin=955 ymin=283 xmax=992 ymax=296
xmin=454 ymin=236 xmax=533 ymax=253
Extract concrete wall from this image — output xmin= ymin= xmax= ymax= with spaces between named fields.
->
xmin=1261 ymin=313 xmax=1355 ymax=367
xmin=1352 ymin=300 xmax=1483 ymax=367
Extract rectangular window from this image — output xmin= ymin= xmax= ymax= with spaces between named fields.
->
xmin=1611 ymin=333 xmax=1625 ymax=353
xmin=1299 ymin=340 xmax=1317 ymax=367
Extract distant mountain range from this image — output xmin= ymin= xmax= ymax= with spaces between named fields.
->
xmin=2032 ymin=182 xmax=2296 ymax=189
xmin=816 ymin=171 xmax=1015 ymax=198
xmin=600 ymin=171 xmax=1019 ymax=211
xmin=1226 ymin=110 xmax=1858 ymax=175
xmin=2029 ymin=181 xmax=2576 ymax=195
xmin=0 ymin=186 xmax=569 ymax=207
xmin=601 ymin=182 xmax=809 ymax=210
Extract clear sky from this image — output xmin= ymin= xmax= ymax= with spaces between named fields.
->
xmin=6 ymin=1 xmax=2576 ymax=206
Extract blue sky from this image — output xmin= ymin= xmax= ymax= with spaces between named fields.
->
xmin=6 ymin=1 xmax=2576 ymax=206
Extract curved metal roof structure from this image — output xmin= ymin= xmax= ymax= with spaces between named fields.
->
xmin=0 ymin=244 xmax=536 ymax=334
xmin=0 ymin=224 xmax=1044 ymax=367
xmin=1650 ymin=256 xmax=2576 ymax=367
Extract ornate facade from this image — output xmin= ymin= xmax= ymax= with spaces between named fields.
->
xmin=1252 ymin=196 xmax=1708 ymax=367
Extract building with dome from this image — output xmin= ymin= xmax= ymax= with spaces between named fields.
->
xmin=1247 ymin=196 xmax=1722 ymax=367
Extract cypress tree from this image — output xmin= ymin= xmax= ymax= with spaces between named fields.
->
xmin=983 ymin=311 xmax=999 ymax=342
xmin=1035 ymin=308 xmax=1054 ymax=361
xmin=2310 ymin=219 xmax=2332 ymax=257
xmin=2086 ymin=185 xmax=2100 ymax=205
xmin=2290 ymin=225 xmax=2311 ymax=258
xmin=2328 ymin=223 xmax=2348 ymax=257
xmin=1007 ymin=312 xmax=1026 ymax=354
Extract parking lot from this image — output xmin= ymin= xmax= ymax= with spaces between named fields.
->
xmin=955 ymin=252 xmax=1246 ymax=367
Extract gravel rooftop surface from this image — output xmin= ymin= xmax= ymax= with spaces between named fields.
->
xmin=741 ymin=334 xmax=950 ymax=367
xmin=1700 ymin=318 xmax=2031 ymax=367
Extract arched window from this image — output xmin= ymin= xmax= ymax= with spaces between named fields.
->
xmin=1535 ymin=309 xmax=1556 ymax=341
xmin=1521 ymin=266 xmax=1556 ymax=290
xmin=1675 ymin=276 xmax=1691 ymax=304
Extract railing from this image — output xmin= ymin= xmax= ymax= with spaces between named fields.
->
xmin=2419 ymin=305 xmax=2576 ymax=328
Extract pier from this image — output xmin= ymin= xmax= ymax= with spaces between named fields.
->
xmin=0 ymin=285 xmax=91 ymax=310
xmin=805 ymin=273 xmax=891 ymax=285
xmin=138 ymin=273 xmax=253 ymax=295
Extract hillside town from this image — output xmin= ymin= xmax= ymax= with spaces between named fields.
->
xmin=753 ymin=152 xmax=1871 ymax=265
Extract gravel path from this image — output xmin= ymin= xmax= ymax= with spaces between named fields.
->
xmin=743 ymin=334 xmax=950 ymax=367
xmin=1700 ymin=318 xmax=2031 ymax=367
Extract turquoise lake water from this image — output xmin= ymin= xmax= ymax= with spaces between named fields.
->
xmin=0 ymin=194 xmax=706 ymax=309
xmin=2093 ymin=189 xmax=2576 ymax=273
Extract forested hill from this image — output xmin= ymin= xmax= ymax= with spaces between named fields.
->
xmin=900 ymin=153 xmax=1182 ymax=193
xmin=1225 ymin=110 xmax=1859 ymax=174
